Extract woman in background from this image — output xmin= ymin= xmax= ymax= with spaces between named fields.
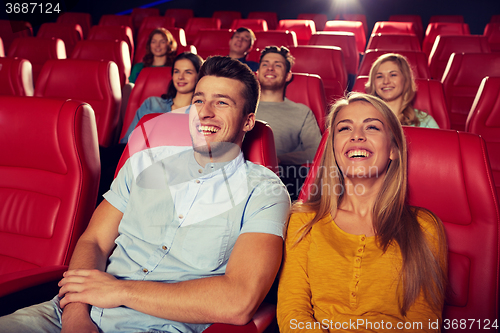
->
xmin=365 ymin=53 xmax=439 ymax=128
xmin=121 ymin=52 xmax=203 ymax=143
xmin=277 ymin=93 xmax=447 ymax=332
xmin=129 ymin=28 xmax=178 ymax=83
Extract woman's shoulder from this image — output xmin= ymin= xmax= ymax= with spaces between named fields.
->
xmin=414 ymin=109 xmax=440 ymax=129
xmin=412 ymin=207 xmax=444 ymax=241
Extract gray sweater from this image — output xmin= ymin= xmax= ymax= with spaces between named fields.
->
xmin=256 ymin=98 xmax=322 ymax=165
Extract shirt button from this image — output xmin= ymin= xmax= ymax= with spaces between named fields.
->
xmin=162 ymin=245 xmax=167 ymax=250
xmin=351 ymin=292 xmax=356 ymax=297
xmin=356 ymin=258 xmax=361 ymax=263
xmin=357 ymin=248 xmax=362 ymax=253
xmin=142 ymin=268 xmax=148 ymax=273
xmin=198 ymin=169 xmax=203 ymax=173
xmin=195 ymin=180 xmax=200 ymax=184
xmin=179 ymin=214 xmax=184 ymax=219
xmin=361 ymin=237 xmax=365 ymax=241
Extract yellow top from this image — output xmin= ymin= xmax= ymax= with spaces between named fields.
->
xmin=277 ymin=211 xmax=444 ymax=333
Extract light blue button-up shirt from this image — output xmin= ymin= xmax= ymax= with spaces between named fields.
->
xmin=88 ymin=146 xmax=290 ymax=333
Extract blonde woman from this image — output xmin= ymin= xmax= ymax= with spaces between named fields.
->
xmin=277 ymin=93 xmax=447 ymax=332
xmin=365 ymin=53 xmax=439 ymax=128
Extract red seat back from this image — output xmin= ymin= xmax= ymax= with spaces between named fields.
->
xmin=230 ymin=19 xmax=268 ymax=32
xmin=285 ymin=73 xmax=328 ymax=133
xmin=466 ymin=76 xmax=500 ymax=200
xmin=57 ymin=12 xmax=92 ymax=39
xmin=441 ymin=53 xmax=500 ymax=131
xmin=371 ymin=21 xmax=418 ymax=37
xmin=0 ymin=57 xmax=34 ymax=96
xmin=429 ymin=15 xmax=465 ymax=24
xmin=423 ymin=23 xmax=470 ymax=58
xmin=254 ymin=30 xmax=298 ymax=49
xmin=137 ymin=16 xmax=176 ymax=39
xmin=88 ymin=25 xmax=134 ymax=62
xmin=0 ymin=20 xmax=32 ymax=53
xmin=309 ymin=32 xmax=359 ymax=75
xmin=484 ymin=23 xmax=500 ymax=52
xmin=131 ymin=7 xmax=160 ymax=34
xmin=98 ymin=14 xmax=134 ymax=35
xmin=164 ymin=9 xmax=194 ymax=29
xmin=289 ymin=45 xmax=347 ymax=103
xmin=193 ymin=29 xmax=232 ymax=60
xmin=429 ymin=35 xmax=491 ymax=80
xmin=352 ymin=76 xmax=450 ymax=129
xmin=116 ymin=114 xmax=278 ymax=177
xmin=277 ymin=20 xmax=316 ymax=45
xmin=297 ymin=14 xmax=327 ymax=31
xmin=366 ymin=33 xmax=421 ymax=52
xmin=358 ymin=50 xmax=431 ymax=79
xmin=0 ymin=96 xmax=100 ymax=295
xmin=8 ymin=37 xmax=66 ymax=84
xmin=185 ymin=18 xmax=221 ymax=45
xmin=324 ymin=20 xmax=366 ymax=53
xmin=37 ymin=23 xmax=82 ymax=56
xmin=71 ymin=40 xmax=131 ymax=87
xmin=389 ymin=15 xmax=424 ymax=41
xmin=248 ymin=12 xmax=279 ymax=30
xmin=119 ymin=66 xmax=172 ymax=141
xmin=35 ymin=59 xmax=122 ymax=147
xmin=212 ymin=11 xmax=241 ymax=30
xmin=300 ymin=126 xmax=500 ymax=328
xmin=341 ymin=14 xmax=368 ymax=38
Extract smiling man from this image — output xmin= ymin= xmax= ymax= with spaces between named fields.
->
xmin=0 ymin=56 xmax=290 ymax=333
xmin=256 ymin=46 xmax=321 ymax=166
xmin=228 ymin=27 xmax=259 ymax=71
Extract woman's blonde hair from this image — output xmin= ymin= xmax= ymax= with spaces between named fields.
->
xmin=365 ymin=53 xmax=420 ymax=126
xmin=293 ymin=92 xmax=446 ymax=316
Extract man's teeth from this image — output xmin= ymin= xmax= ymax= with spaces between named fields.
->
xmin=198 ymin=125 xmax=219 ymax=133
xmin=348 ymin=150 xmax=370 ymax=158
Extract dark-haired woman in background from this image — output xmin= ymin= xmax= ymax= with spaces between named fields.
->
xmin=121 ymin=52 xmax=203 ymax=143
xmin=277 ymin=93 xmax=447 ymax=332
xmin=365 ymin=53 xmax=439 ymax=128
xmin=129 ymin=28 xmax=178 ymax=83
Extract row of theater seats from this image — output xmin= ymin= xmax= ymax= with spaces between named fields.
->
xmin=1 ymin=94 xmax=499 ymax=332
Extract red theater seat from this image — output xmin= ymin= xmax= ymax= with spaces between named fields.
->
xmin=231 ymin=19 xmax=268 ymax=32
xmin=119 ymin=66 xmax=172 ymax=142
xmin=8 ymin=37 xmax=66 ymax=84
xmin=212 ymin=11 xmax=241 ymax=30
xmin=0 ymin=20 xmax=32 ymax=53
xmin=324 ymin=20 xmax=366 ymax=54
xmin=88 ymin=25 xmax=134 ymax=62
xmin=248 ymin=12 xmax=279 ymax=30
xmin=57 ymin=12 xmax=92 ymax=39
xmin=300 ymin=127 xmax=500 ymax=331
xmin=352 ymin=76 xmax=450 ymax=129
xmin=428 ymin=35 xmax=491 ymax=80
xmin=0 ymin=96 xmax=100 ymax=298
xmin=131 ymin=7 xmax=160 ymax=34
xmin=491 ymin=15 xmax=500 ymax=24
xmin=286 ymin=73 xmax=328 ymax=133
xmin=277 ymin=20 xmax=316 ymax=45
xmin=357 ymin=50 xmax=431 ymax=79
xmin=98 ymin=14 xmax=134 ymax=35
xmin=184 ymin=18 xmax=221 ymax=45
xmin=429 ymin=15 xmax=465 ymax=24
xmin=71 ymin=40 xmax=132 ymax=87
xmin=35 ymin=59 xmax=122 ymax=147
xmin=255 ymin=30 xmax=298 ymax=49
xmin=484 ymin=23 xmax=500 ymax=52
xmin=466 ymin=76 xmax=500 ymax=200
xmin=289 ymin=45 xmax=348 ymax=103
xmin=389 ymin=15 xmax=424 ymax=41
xmin=341 ymin=14 xmax=368 ymax=39
xmin=137 ymin=16 xmax=176 ymax=38
xmin=0 ymin=57 xmax=34 ymax=96
xmin=423 ymin=23 xmax=470 ymax=58
xmin=366 ymin=33 xmax=421 ymax=52
xmin=193 ymin=29 xmax=232 ymax=60
xmin=371 ymin=21 xmax=418 ymax=37
xmin=441 ymin=53 xmax=500 ymax=131
xmin=309 ymin=32 xmax=358 ymax=76
xmin=297 ymin=14 xmax=327 ymax=31
xmin=164 ymin=9 xmax=194 ymax=29
xmin=37 ymin=23 xmax=82 ymax=56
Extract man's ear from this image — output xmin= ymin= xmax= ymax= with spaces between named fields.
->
xmin=243 ymin=113 xmax=256 ymax=133
xmin=285 ymin=71 xmax=293 ymax=82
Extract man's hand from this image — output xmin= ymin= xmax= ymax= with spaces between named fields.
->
xmin=58 ymin=269 xmax=124 ymax=309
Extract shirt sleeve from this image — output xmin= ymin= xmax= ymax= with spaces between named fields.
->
xmin=278 ymin=109 xmax=322 ymax=165
xmin=277 ymin=213 xmax=328 ymax=333
xmin=417 ymin=110 xmax=440 ymax=129
xmin=102 ymin=159 xmax=133 ymax=213
xmin=240 ymin=173 xmax=290 ymax=238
